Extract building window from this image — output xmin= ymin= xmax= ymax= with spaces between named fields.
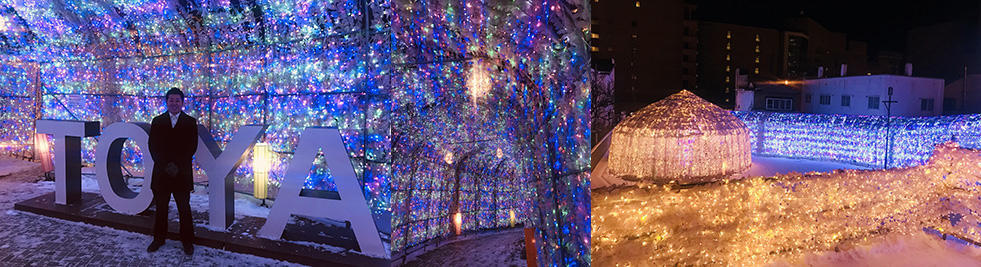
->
xmin=683 ymin=55 xmax=689 ymax=61
xmin=921 ymin=98 xmax=935 ymax=111
xmin=754 ymin=68 xmax=759 ymax=74
xmin=726 ymin=55 xmax=730 ymax=61
xmin=755 ymin=45 xmax=760 ymax=53
xmin=841 ymin=95 xmax=850 ymax=107
xmin=683 ymin=68 xmax=689 ymax=74
xmin=819 ymin=95 xmax=831 ymax=105
xmin=765 ymin=97 xmax=793 ymax=111
xmin=754 ymin=57 xmax=759 ymax=63
xmin=591 ymin=33 xmax=600 ymax=39
xmin=635 ymin=1 xmax=640 ymax=7
xmin=726 ymin=31 xmax=731 ymax=39
xmin=868 ymin=96 xmax=880 ymax=109
xmin=726 ymin=43 xmax=731 ymax=50
xmin=755 ymin=34 xmax=760 ymax=42
xmin=591 ymin=46 xmax=599 ymax=52
xmin=805 ymin=94 xmax=812 ymax=103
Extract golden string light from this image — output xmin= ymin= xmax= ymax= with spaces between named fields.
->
xmin=594 ymin=141 xmax=981 ymax=265
xmin=609 ymin=90 xmax=751 ymax=183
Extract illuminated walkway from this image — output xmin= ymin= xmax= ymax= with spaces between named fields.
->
xmin=401 ymin=228 xmax=525 ymax=267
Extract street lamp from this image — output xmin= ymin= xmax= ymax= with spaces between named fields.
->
xmin=882 ymin=87 xmax=898 ymax=169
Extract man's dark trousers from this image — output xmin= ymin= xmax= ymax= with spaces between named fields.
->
xmin=152 ymin=188 xmax=193 ymax=244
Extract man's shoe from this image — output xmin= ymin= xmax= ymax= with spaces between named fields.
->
xmin=183 ymin=244 xmax=194 ymax=256
xmin=147 ymin=240 xmax=164 ymax=253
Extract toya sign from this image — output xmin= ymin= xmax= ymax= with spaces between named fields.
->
xmin=35 ymin=119 xmax=385 ymax=256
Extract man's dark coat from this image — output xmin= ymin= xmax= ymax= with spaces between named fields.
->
xmin=149 ymin=112 xmax=198 ymax=192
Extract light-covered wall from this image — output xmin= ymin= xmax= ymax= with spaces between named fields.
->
xmin=801 ymin=75 xmax=944 ymax=117
xmin=735 ymin=111 xmax=981 ymax=169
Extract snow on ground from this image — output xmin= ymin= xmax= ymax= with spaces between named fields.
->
xmin=771 ymin=232 xmax=981 ymax=267
xmin=732 ymin=156 xmax=871 ymax=179
xmin=0 ymin=158 xmax=302 ymax=266
xmin=592 ymin=152 xmax=870 ymax=188
xmin=398 ymin=228 xmax=526 ymax=267
xmin=0 ymin=158 xmax=39 ymax=177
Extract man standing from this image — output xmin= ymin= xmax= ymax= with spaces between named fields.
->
xmin=147 ymin=87 xmax=198 ymax=256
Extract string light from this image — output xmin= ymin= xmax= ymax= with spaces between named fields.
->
xmin=735 ymin=111 xmax=981 ymax=168
xmin=610 ymin=90 xmax=751 ymax=183
xmin=0 ymin=0 xmax=591 ymax=265
xmin=595 ymin=141 xmax=981 ymax=265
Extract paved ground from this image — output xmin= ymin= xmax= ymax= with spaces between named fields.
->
xmin=0 ymin=159 xmax=302 ymax=266
xmin=401 ymin=229 xmax=526 ymax=267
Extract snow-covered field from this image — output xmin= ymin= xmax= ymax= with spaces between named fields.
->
xmin=592 ymin=152 xmax=870 ymax=188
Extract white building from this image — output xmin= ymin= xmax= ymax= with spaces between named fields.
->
xmin=801 ymin=74 xmax=944 ymax=117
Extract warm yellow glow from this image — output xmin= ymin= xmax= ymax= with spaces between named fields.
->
xmin=453 ymin=212 xmax=463 ymax=235
xmin=784 ymin=80 xmax=789 ymax=85
xmin=496 ymin=147 xmax=503 ymax=159
xmin=467 ymin=59 xmax=492 ymax=105
xmin=608 ymin=90 xmax=751 ymax=183
xmin=635 ymin=1 xmax=640 ymax=7
xmin=509 ymin=210 xmax=516 ymax=227
xmin=253 ymin=142 xmax=272 ymax=200
xmin=35 ymin=133 xmax=53 ymax=172
xmin=594 ymin=142 xmax=981 ymax=265
xmin=444 ymin=151 xmax=454 ymax=165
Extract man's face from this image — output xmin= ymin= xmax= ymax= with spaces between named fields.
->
xmin=166 ymin=94 xmax=183 ymax=114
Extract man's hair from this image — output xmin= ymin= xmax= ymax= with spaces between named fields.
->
xmin=166 ymin=87 xmax=184 ymax=99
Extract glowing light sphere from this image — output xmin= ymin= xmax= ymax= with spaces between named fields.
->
xmin=609 ymin=90 xmax=751 ymax=183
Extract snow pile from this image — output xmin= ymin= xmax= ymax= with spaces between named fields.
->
xmin=773 ymin=232 xmax=981 ymax=266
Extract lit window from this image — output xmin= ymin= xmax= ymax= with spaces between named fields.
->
xmin=631 ymin=34 xmax=637 ymax=38
xmin=635 ymin=1 xmax=640 ymax=7
xmin=591 ymin=33 xmax=599 ymax=39
xmin=754 ymin=68 xmax=759 ymax=74
xmin=726 ymin=55 xmax=730 ymax=61
xmin=726 ymin=43 xmax=731 ymax=50
xmin=755 ymin=45 xmax=760 ymax=53
xmin=754 ymin=57 xmax=759 ymax=63
xmin=726 ymin=66 xmax=730 ymax=72
xmin=755 ymin=34 xmax=760 ymax=42
xmin=591 ymin=46 xmax=599 ymax=52
xmin=726 ymin=31 xmax=731 ymax=39
xmin=725 ymin=76 xmax=730 ymax=82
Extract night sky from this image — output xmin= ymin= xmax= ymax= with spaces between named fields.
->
xmin=692 ymin=0 xmax=980 ymax=54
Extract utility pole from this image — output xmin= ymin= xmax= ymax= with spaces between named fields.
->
xmin=882 ymin=87 xmax=898 ymax=169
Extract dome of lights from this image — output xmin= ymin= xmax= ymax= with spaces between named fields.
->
xmin=609 ymin=90 xmax=751 ymax=183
